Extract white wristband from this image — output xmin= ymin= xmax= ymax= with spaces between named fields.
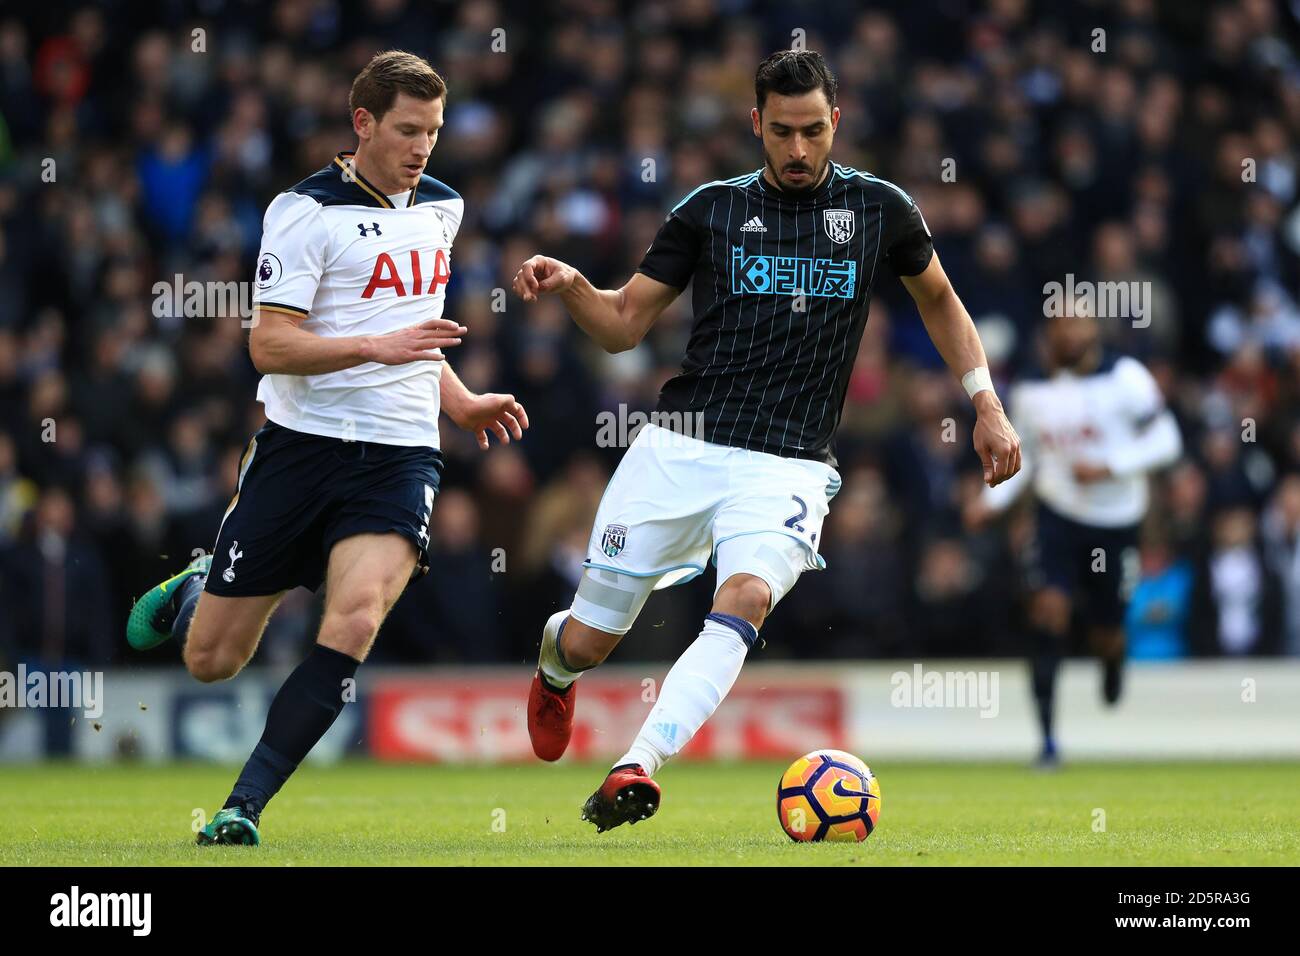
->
xmin=962 ymin=366 xmax=994 ymax=400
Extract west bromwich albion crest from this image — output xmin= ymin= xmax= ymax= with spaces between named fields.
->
xmin=601 ymin=523 xmax=628 ymax=558
xmin=824 ymin=209 xmax=855 ymax=243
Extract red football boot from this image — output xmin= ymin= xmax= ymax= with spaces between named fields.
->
xmin=528 ymin=611 xmax=576 ymax=761
xmin=581 ymin=764 xmax=661 ymax=833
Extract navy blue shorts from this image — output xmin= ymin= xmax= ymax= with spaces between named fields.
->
xmin=1022 ymin=504 xmax=1139 ymax=627
xmin=206 ymin=420 xmax=444 ymax=597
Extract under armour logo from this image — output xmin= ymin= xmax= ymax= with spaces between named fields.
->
xmin=223 ymin=540 xmax=244 ymax=583
xmin=357 ymin=222 xmax=382 ymax=237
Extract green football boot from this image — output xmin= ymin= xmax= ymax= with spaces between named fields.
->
xmin=126 ymin=552 xmax=212 ymax=650
xmin=196 ymin=806 xmax=261 ymax=846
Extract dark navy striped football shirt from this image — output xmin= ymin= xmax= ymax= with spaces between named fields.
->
xmin=638 ymin=162 xmax=933 ymax=466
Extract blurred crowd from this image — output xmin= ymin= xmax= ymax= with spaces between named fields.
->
xmin=1 ymin=0 xmax=1299 ymax=671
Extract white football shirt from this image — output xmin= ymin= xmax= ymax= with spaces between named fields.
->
xmin=983 ymin=352 xmax=1182 ymax=527
xmin=252 ymin=150 xmax=464 ymax=447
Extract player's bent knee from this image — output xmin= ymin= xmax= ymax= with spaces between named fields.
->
xmin=319 ymin=582 xmax=387 ymax=657
xmin=181 ymin=615 xmax=238 ymax=682
xmin=712 ymin=532 xmax=808 ymax=625
xmin=184 ymin=645 xmax=241 ymax=683
xmin=558 ymin=616 xmax=622 ymax=669
xmin=713 ymin=573 xmax=772 ymax=628
xmin=319 ymin=605 xmax=383 ymax=658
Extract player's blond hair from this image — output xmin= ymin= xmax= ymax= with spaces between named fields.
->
xmin=349 ymin=50 xmax=446 ymax=122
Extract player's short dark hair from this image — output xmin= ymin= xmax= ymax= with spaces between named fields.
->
xmin=755 ymin=50 xmax=837 ymax=113
xmin=349 ymin=50 xmax=446 ymax=122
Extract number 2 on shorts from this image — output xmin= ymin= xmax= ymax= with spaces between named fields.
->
xmin=784 ymin=495 xmax=807 ymax=533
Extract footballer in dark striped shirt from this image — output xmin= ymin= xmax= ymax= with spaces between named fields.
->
xmin=512 ymin=49 xmax=1022 ymax=832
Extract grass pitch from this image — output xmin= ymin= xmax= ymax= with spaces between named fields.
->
xmin=0 ymin=760 xmax=1296 ymax=866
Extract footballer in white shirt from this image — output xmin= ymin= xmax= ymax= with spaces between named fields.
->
xmin=967 ymin=306 xmax=1182 ymax=766
xmin=125 ymin=51 xmax=528 ymax=845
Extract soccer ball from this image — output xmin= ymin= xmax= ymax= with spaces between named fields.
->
xmin=777 ymin=749 xmax=881 ymax=842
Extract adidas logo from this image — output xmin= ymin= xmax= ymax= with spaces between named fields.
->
xmin=653 ymin=721 xmax=680 ymax=744
xmin=739 ymin=216 xmax=767 ymax=233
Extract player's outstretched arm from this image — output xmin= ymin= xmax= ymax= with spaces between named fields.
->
xmin=249 ymin=307 xmax=467 ymax=375
xmin=901 ymin=253 xmax=1021 ymax=487
xmin=512 ymin=255 xmax=678 ymax=353
xmin=439 ymin=360 xmax=529 ymax=451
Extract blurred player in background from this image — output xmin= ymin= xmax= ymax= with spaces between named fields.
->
xmin=124 ymin=51 xmax=527 ymax=845
xmin=967 ymin=305 xmax=1182 ymax=767
xmin=513 ymin=50 xmax=1020 ymax=831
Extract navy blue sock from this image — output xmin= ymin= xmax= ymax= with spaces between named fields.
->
xmin=224 ymin=644 xmax=360 ymax=819
xmin=172 ymin=575 xmax=204 ymax=648
xmin=1029 ymin=627 xmax=1063 ymax=750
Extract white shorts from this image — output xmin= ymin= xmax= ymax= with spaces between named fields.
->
xmin=573 ymin=424 xmax=841 ymax=631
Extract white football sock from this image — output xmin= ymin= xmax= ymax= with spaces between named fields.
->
xmin=616 ymin=613 xmax=756 ymax=776
xmin=538 ymin=611 xmax=585 ymax=689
